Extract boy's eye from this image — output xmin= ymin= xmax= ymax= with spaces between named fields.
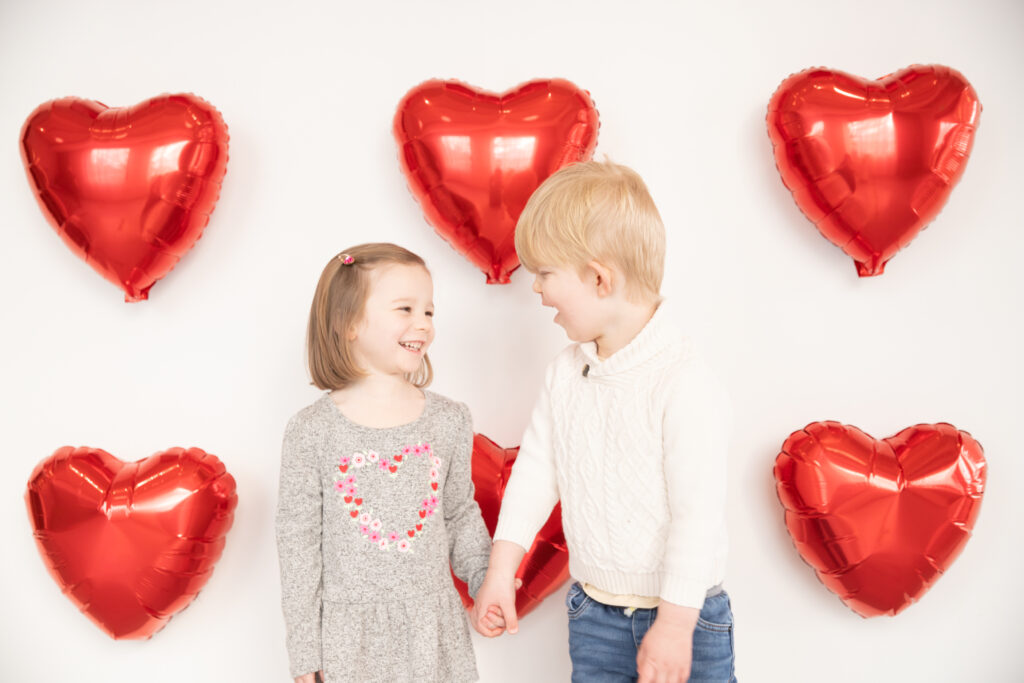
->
xmin=425 ymin=310 xmax=434 ymax=317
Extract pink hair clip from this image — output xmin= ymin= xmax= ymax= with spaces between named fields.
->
xmin=337 ymin=253 xmax=355 ymax=265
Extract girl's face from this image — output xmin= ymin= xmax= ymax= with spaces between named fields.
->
xmin=350 ymin=263 xmax=435 ymax=379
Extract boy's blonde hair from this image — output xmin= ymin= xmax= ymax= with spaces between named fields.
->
xmin=515 ymin=161 xmax=665 ymax=299
xmin=307 ymin=243 xmax=433 ymax=391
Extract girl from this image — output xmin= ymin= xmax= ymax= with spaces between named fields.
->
xmin=276 ymin=243 xmax=493 ymax=683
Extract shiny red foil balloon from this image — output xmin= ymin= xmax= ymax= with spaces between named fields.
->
xmin=25 ymin=446 xmax=238 ymax=639
xmin=767 ymin=65 xmax=980 ymax=276
xmin=395 ymin=79 xmax=599 ymax=284
xmin=451 ymin=434 xmax=569 ymax=617
xmin=20 ymin=94 xmax=229 ymax=301
xmin=774 ymin=422 xmax=985 ymax=617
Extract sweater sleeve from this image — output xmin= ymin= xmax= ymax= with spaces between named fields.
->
xmin=444 ymin=402 xmax=493 ymax=598
xmin=493 ymin=360 xmax=560 ymax=552
xmin=274 ymin=415 xmax=323 ymax=678
xmin=659 ymin=360 xmax=731 ymax=608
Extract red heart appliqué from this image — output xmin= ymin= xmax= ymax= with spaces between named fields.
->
xmin=767 ymin=65 xmax=980 ymax=276
xmin=20 ymin=93 xmax=229 ymax=301
xmin=394 ymin=79 xmax=599 ymax=284
xmin=450 ymin=434 xmax=569 ymax=618
xmin=25 ymin=446 xmax=237 ymax=638
xmin=774 ymin=422 xmax=985 ymax=617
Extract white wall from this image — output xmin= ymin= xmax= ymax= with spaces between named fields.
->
xmin=2 ymin=1 xmax=1022 ymax=681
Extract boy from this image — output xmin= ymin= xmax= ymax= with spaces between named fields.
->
xmin=473 ymin=161 xmax=735 ymax=683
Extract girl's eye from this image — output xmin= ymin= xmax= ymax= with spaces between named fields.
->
xmin=398 ymin=306 xmax=412 ymax=312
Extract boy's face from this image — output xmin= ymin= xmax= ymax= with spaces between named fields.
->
xmin=531 ymin=265 xmax=604 ymax=342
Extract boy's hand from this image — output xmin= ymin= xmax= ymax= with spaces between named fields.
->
xmin=637 ymin=602 xmax=698 ymax=683
xmin=293 ymin=672 xmax=322 ymax=683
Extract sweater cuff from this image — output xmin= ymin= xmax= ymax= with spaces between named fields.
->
xmin=467 ymin=566 xmax=487 ymax=600
xmin=660 ymin=574 xmax=712 ymax=609
xmin=492 ymin=516 xmax=538 ymax=555
xmin=289 ymin=654 xmax=322 ymax=680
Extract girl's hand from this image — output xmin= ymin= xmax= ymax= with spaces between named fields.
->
xmin=636 ymin=603 xmax=699 ymax=683
xmin=294 ymin=672 xmax=322 ymax=683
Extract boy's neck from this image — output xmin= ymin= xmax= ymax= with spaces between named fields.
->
xmin=593 ymin=297 xmax=661 ymax=360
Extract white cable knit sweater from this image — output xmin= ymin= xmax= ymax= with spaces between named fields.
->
xmin=494 ymin=301 xmax=730 ymax=609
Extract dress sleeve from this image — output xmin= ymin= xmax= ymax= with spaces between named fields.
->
xmin=659 ymin=360 xmax=731 ymax=608
xmin=493 ymin=360 xmax=559 ymax=552
xmin=275 ymin=415 xmax=323 ymax=677
xmin=444 ymin=402 xmax=493 ymax=598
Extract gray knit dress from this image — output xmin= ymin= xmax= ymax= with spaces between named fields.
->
xmin=276 ymin=392 xmax=491 ymax=683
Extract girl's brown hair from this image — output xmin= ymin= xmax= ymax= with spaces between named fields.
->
xmin=307 ymin=243 xmax=433 ymax=390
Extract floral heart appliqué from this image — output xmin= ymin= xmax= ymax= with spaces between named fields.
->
xmin=334 ymin=443 xmax=441 ymax=552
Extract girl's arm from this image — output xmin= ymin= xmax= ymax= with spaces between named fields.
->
xmin=444 ymin=402 xmax=492 ymax=598
xmin=275 ymin=416 xmax=324 ymax=680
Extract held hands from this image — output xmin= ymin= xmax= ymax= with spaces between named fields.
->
xmin=471 ymin=540 xmax=528 ymax=637
xmin=293 ymin=672 xmax=322 ymax=683
xmin=471 ymin=575 xmax=522 ymax=637
xmin=636 ymin=603 xmax=699 ymax=683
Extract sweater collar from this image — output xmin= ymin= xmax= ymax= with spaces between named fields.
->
xmin=577 ymin=299 xmax=683 ymax=377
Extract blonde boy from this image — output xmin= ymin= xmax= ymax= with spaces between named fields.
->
xmin=473 ymin=162 xmax=735 ymax=683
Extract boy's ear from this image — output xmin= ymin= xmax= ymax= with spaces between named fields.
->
xmin=585 ymin=260 xmax=615 ymax=298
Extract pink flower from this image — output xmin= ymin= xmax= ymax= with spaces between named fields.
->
xmin=397 ymin=540 xmax=411 ymax=552
xmin=344 ymin=474 xmax=356 ymax=485
xmin=370 ymin=519 xmax=382 ymax=531
xmin=425 ymin=508 xmax=435 ymax=517
xmin=369 ymin=531 xmax=381 ymax=542
xmin=378 ymin=539 xmax=388 ymax=550
xmin=402 ymin=446 xmax=412 ymax=455
xmin=414 ymin=445 xmax=423 ymax=454
xmin=339 ymin=456 xmax=350 ymax=465
xmin=429 ymin=469 xmax=438 ymax=480
xmin=431 ymin=456 xmax=441 ymax=467
xmin=352 ymin=453 xmax=365 ymax=468
xmin=360 ymin=525 xmax=369 ymax=535
xmin=333 ymin=481 xmax=345 ymax=492
xmin=345 ymin=485 xmax=356 ymax=495
xmin=359 ymin=513 xmax=372 ymax=525
xmin=388 ymin=531 xmax=399 ymax=542
xmin=421 ymin=499 xmax=431 ymax=510
xmin=428 ymin=495 xmax=438 ymax=507
xmin=422 ymin=443 xmax=431 ymax=451
xmin=379 ymin=461 xmax=388 ymax=471
xmin=367 ymin=451 xmax=379 ymax=463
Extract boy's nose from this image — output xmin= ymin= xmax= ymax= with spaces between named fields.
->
xmin=532 ymin=277 xmax=542 ymax=294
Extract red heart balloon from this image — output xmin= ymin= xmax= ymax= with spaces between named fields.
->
xmin=20 ymin=93 xmax=229 ymax=301
xmin=767 ymin=65 xmax=980 ymax=276
xmin=394 ymin=79 xmax=599 ymax=284
xmin=451 ymin=434 xmax=569 ymax=618
xmin=25 ymin=446 xmax=238 ymax=638
xmin=774 ymin=422 xmax=985 ymax=617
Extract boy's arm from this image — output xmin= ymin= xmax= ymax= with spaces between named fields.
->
xmin=444 ymin=402 xmax=493 ymax=598
xmin=492 ymin=361 xmax=560 ymax=551
xmin=637 ymin=360 xmax=729 ymax=681
xmin=275 ymin=417 xmax=324 ymax=679
xmin=476 ymin=361 xmax=561 ymax=635
xmin=659 ymin=359 xmax=730 ymax=608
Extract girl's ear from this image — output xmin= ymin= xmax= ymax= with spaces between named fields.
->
xmin=586 ymin=260 xmax=615 ymax=298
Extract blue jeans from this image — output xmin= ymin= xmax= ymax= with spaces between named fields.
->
xmin=566 ymin=582 xmax=737 ymax=682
